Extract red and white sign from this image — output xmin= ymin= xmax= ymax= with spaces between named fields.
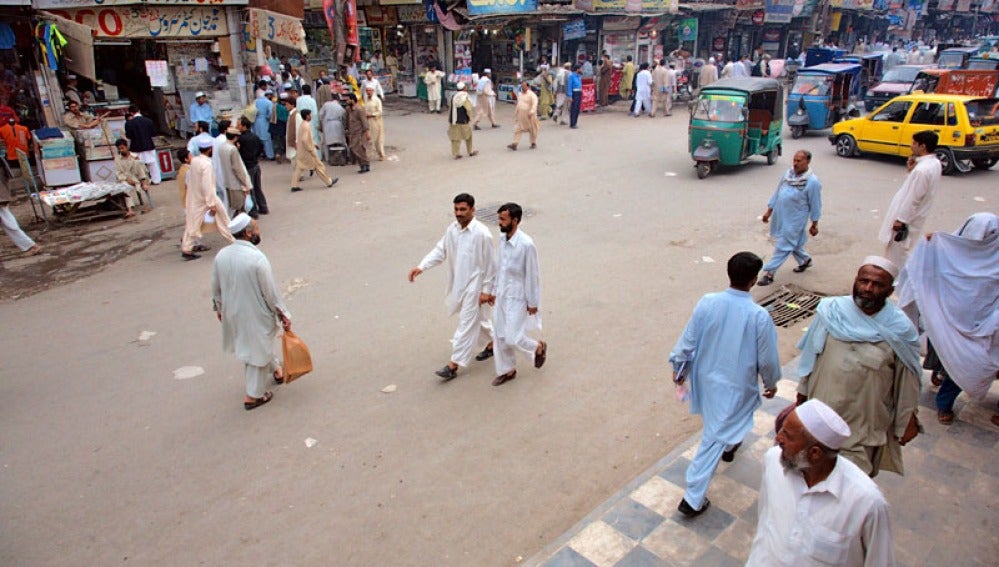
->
xmin=46 ymin=6 xmax=230 ymax=38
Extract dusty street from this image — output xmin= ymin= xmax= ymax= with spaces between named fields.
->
xmin=1 ymin=99 xmax=993 ymax=565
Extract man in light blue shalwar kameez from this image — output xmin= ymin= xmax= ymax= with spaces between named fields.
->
xmin=758 ymin=150 xmax=822 ymax=286
xmin=669 ymin=252 xmax=782 ymax=516
xmin=253 ymin=91 xmax=275 ymax=160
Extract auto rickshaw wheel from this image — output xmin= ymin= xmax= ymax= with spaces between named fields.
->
xmin=972 ymin=157 xmax=998 ymax=170
xmin=696 ymin=162 xmax=711 ymax=179
xmin=935 ymin=148 xmax=956 ymax=175
xmin=791 ymin=126 xmax=805 ymax=139
xmin=767 ymin=149 xmax=778 ymax=165
xmin=835 ymin=135 xmax=857 ymax=158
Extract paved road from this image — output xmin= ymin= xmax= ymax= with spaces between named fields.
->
xmin=1 ymin=99 xmax=994 ymax=565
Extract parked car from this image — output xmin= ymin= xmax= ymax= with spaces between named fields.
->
xmin=830 ymin=93 xmax=999 ymax=174
xmin=864 ymin=65 xmax=933 ymax=111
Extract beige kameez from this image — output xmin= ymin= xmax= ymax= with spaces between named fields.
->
xmin=365 ymin=96 xmax=385 ymax=160
xmin=512 ymin=89 xmax=540 ymax=146
xmin=292 ymin=118 xmax=333 ymax=187
xmin=798 ymin=337 xmax=920 ymax=476
xmin=182 ymin=155 xmax=233 ymax=253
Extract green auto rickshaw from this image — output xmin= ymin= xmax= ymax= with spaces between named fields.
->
xmin=689 ymin=78 xmax=784 ymax=179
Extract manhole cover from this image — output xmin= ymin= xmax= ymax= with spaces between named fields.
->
xmin=758 ymin=284 xmax=825 ymax=328
xmin=474 ymin=202 xmax=535 ymax=224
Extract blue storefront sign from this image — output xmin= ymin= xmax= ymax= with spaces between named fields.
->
xmin=467 ymin=0 xmax=539 ymax=16
xmin=563 ymin=19 xmax=586 ymax=40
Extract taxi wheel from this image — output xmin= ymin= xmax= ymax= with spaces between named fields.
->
xmin=696 ymin=162 xmax=711 ymax=179
xmin=972 ymin=157 xmax=997 ymax=170
xmin=934 ymin=148 xmax=956 ymax=175
xmin=835 ymin=135 xmax=857 ymax=158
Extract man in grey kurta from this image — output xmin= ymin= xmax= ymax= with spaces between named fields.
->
xmin=796 ymin=256 xmax=922 ymax=476
xmin=212 ymin=214 xmax=291 ymax=410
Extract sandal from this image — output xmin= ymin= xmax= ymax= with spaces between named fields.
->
xmin=757 ymin=273 xmax=774 ymax=286
xmin=274 ymin=369 xmax=285 ymax=384
xmin=930 ymin=370 xmax=943 ymax=387
xmin=792 ymin=258 xmax=813 ymax=273
xmin=534 ymin=341 xmax=547 ymax=369
xmin=244 ymin=391 xmax=273 ymax=410
xmin=937 ymin=410 xmax=954 ymax=425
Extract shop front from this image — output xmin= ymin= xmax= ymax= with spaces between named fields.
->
xmin=0 ymin=7 xmax=48 ymax=130
xmin=358 ymin=3 xmax=401 ymax=92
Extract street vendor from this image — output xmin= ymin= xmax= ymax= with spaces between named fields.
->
xmin=188 ymin=91 xmax=213 ymax=133
xmin=113 ymin=138 xmax=150 ymax=217
xmin=62 ymin=100 xmax=100 ymax=130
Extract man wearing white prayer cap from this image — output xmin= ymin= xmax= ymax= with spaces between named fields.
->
xmin=447 ymin=82 xmax=476 ymax=159
xmin=796 ymin=256 xmax=921 ymax=477
xmin=747 ymin=400 xmax=896 ymax=566
xmin=212 ymin=213 xmax=291 ymax=411
xmin=181 ymin=137 xmax=234 ymax=261
xmin=473 ymin=68 xmax=498 ymax=129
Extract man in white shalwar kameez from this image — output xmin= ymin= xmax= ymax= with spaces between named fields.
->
xmin=669 ymin=252 xmax=780 ymax=516
xmin=489 ymin=202 xmax=547 ymax=387
xmin=748 ymin=400 xmax=896 ymax=567
xmin=409 ymin=193 xmax=495 ymax=381
xmin=896 ymin=213 xmax=999 ymax=423
xmin=632 ymin=63 xmax=653 ymax=117
xmin=181 ymin=140 xmax=233 ymax=260
xmin=879 ymin=130 xmax=941 ymax=268
xmin=212 ymin=214 xmax=291 ymax=410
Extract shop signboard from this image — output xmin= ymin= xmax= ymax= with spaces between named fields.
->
xmin=794 ymin=0 xmax=818 ymax=16
xmin=562 ymin=19 xmax=586 ymax=40
xmin=467 ymin=0 xmax=539 ymax=16
xmin=247 ymin=8 xmax=307 ymax=53
xmin=364 ymin=6 xmax=398 ymax=26
xmin=34 ymin=0 xmax=247 ymax=7
xmin=46 ymin=6 xmax=230 ymax=37
xmin=397 ymin=4 xmax=426 ymax=22
xmin=574 ymin=0 xmax=677 ymax=12
xmin=735 ymin=0 xmax=764 ymax=9
xmin=678 ymin=17 xmax=696 ymax=41
xmin=764 ymin=0 xmax=795 ymax=23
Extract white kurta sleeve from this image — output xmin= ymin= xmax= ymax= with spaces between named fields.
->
xmin=480 ymin=231 xmax=495 ymax=295
xmin=418 ymin=232 xmax=448 ymax=271
xmin=524 ymin=240 xmax=541 ymax=308
xmin=211 ymin=260 xmax=222 ymax=312
xmin=256 ymin=256 xmax=289 ymax=321
xmin=861 ymin=499 xmax=896 ymax=567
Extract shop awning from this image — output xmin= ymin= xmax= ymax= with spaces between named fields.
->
xmin=39 ymin=11 xmax=96 ymax=81
xmin=246 ymin=8 xmax=308 ymax=54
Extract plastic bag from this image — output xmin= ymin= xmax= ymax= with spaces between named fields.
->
xmin=244 ymin=192 xmax=254 ymax=213
xmin=281 ymin=330 xmax=313 ymax=383
xmin=204 ymin=211 xmax=215 ymax=224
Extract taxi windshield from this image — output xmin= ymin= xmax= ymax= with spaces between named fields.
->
xmin=791 ymin=75 xmax=832 ymax=95
xmin=693 ymin=95 xmax=745 ymax=122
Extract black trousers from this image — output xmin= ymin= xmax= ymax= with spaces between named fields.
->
xmin=570 ymin=91 xmax=582 ymax=127
xmin=247 ymin=164 xmax=268 ymax=213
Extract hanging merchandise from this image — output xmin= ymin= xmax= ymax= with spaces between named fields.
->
xmin=0 ymin=22 xmax=16 ymax=50
xmin=34 ymin=22 xmax=67 ymax=71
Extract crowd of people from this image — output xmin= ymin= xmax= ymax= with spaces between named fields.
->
xmin=667 ymin=127 xmax=996 ymax=564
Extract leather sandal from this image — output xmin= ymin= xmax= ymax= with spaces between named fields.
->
xmin=244 ymin=391 xmax=273 ymax=410
xmin=793 ymin=258 xmax=813 ymax=273
xmin=492 ymin=370 xmax=517 ymax=386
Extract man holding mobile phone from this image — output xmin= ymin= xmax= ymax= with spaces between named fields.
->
xmin=879 ymin=130 xmax=941 ymax=267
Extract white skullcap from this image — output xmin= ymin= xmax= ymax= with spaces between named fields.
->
xmin=796 ymin=400 xmax=851 ymax=450
xmin=708 ymin=57 xmax=716 ymax=64
xmin=483 ymin=68 xmax=491 ymax=74
xmin=456 ymin=81 xmax=466 ymax=90
xmin=195 ymin=91 xmax=207 ymax=98
xmin=279 ymin=92 xmax=289 ymax=100
xmin=862 ymin=255 xmax=898 ymax=279
xmin=196 ymin=137 xmax=214 ymax=149
xmin=67 ymin=73 xmax=77 ymax=79
xmin=228 ymin=213 xmax=252 ymax=234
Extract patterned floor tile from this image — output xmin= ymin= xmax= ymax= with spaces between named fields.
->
xmin=629 ymin=476 xmax=686 ymax=518
xmin=567 ymin=521 xmax=637 ymax=567
xmin=612 ymin=545 xmax=672 ymax=567
xmin=543 ymin=546 xmax=598 ymax=567
xmin=640 ymin=519 xmax=712 ymax=566
xmin=690 ymin=545 xmax=743 ymax=567
xmin=657 ymin=457 xmax=690 ymax=488
xmin=711 ymin=518 xmax=756 ymax=561
xmin=707 ymin=474 xmax=758 ymax=516
xmin=670 ymin=501 xmax=735 ymax=541
xmin=602 ymin=498 xmax=666 ymax=542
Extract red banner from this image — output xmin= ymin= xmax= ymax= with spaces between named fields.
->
xmin=322 ymin=0 xmax=336 ymax=45
xmin=345 ymin=0 xmax=359 ymax=60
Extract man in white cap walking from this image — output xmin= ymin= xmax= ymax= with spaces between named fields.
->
xmin=747 ymin=399 xmax=896 ymax=566
xmin=797 ymin=256 xmax=922 ymax=477
xmin=212 ymin=213 xmax=290 ymax=410
xmin=181 ymin=140 xmax=233 ymax=261
xmin=448 ymin=82 xmax=477 ymax=160
xmin=669 ymin=251 xmax=781 ymax=517
xmin=474 ymin=69 xmax=499 ymax=129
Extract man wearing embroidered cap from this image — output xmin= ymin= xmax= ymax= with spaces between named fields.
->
xmin=212 ymin=214 xmax=291 ymax=410
xmin=796 ymin=256 xmax=922 ymax=477
xmin=748 ymin=400 xmax=896 ymax=566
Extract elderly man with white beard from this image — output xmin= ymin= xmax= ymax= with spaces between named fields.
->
xmin=747 ymin=399 xmax=896 ymax=567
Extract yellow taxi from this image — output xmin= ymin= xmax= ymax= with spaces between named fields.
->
xmin=829 ymin=93 xmax=999 ymax=174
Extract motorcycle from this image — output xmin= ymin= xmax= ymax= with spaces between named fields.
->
xmin=673 ymin=70 xmax=693 ymax=103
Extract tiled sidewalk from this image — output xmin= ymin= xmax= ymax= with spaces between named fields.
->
xmin=526 ymin=361 xmax=999 ymax=567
